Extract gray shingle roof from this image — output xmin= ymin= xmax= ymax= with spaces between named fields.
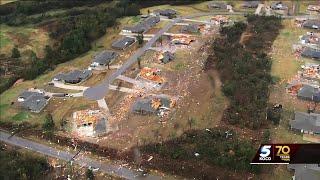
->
xmin=300 ymin=34 xmax=320 ymax=45
xmin=154 ymin=9 xmax=177 ymax=16
xmin=132 ymin=95 xmax=172 ymax=114
xmin=297 ymin=84 xmax=320 ymax=101
xmin=208 ymin=2 xmax=228 ymax=9
xmin=290 ymin=112 xmax=320 ymax=133
xmin=181 ymin=24 xmax=200 ymax=33
xmin=303 ymin=20 xmax=320 ymax=29
xmin=94 ymin=117 xmax=107 ymax=135
xmin=301 ymin=48 xmax=320 ymax=60
xmin=161 ymin=51 xmax=174 ymax=64
xmin=242 ymin=1 xmax=260 ymax=8
xmin=112 ymin=37 xmax=135 ymax=50
xmin=92 ymin=50 xmax=118 ymax=65
xmin=19 ymin=91 xmax=49 ymax=113
xmin=123 ymin=16 xmax=160 ymax=33
xmin=53 ymin=70 xmax=92 ymax=84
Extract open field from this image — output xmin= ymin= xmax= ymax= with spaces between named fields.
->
xmin=269 ymin=19 xmax=316 ymax=144
xmin=0 ymin=25 xmax=51 ymax=58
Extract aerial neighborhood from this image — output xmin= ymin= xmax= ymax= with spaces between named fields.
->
xmin=0 ymin=1 xmax=320 ymax=179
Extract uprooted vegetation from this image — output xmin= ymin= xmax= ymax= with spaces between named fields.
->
xmin=205 ymin=15 xmax=282 ymax=129
xmin=140 ymin=128 xmax=261 ymax=179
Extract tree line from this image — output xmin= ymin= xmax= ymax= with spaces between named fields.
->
xmin=205 ymin=15 xmax=282 ymax=129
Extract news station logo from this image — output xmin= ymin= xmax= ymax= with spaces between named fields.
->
xmin=259 ymin=145 xmax=272 ymax=161
xmin=275 ymin=145 xmax=290 ymax=161
xmin=252 ymin=144 xmax=320 ymax=164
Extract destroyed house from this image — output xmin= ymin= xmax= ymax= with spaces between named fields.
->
xmin=160 ymin=51 xmax=174 ymax=64
xmin=271 ymin=1 xmax=288 ymax=10
xmin=53 ymin=69 xmax=92 ymax=84
xmin=307 ymin=5 xmax=320 ymax=12
xmin=73 ymin=110 xmax=107 ymax=137
xmin=91 ymin=50 xmax=118 ymax=67
xmin=303 ymin=20 xmax=320 ymax=30
xmin=132 ymin=95 xmax=174 ymax=114
xmin=111 ymin=37 xmax=135 ymax=50
xmin=290 ymin=112 xmax=320 ymax=134
xmin=242 ymin=1 xmax=260 ymax=8
xmin=153 ymin=9 xmax=177 ymax=17
xmin=123 ymin=16 xmax=160 ymax=33
xmin=208 ymin=2 xmax=228 ymax=9
xmin=288 ymin=164 xmax=320 ymax=180
xmin=181 ymin=24 xmax=200 ymax=33
xmin=301 ymin=48 xmax=320 ymax=60
xmin=300 ymin=34 xmax=320 ymax=46
xmin=18 ymin=91 xmax=49 ymax=113
xmin=297 ymin=84 xmax=320 ymax=101
xmin=138 ymin=67 xmax=165 ymax=84
xmin=171 ymin=36 xmax=195 ymax=45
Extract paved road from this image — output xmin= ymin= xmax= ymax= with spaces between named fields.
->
xmin=0 ymin=131 xmax=160 ymax=180
xmin=84 ymin=18 xmax=181 ymax=100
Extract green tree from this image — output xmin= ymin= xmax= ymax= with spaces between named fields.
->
xmin=86 ymin=168 xmax=94 ymax=180
xmin=136 ymin=33 xmax=144 ymax=47
xmin=43 ymin=113 xmax=54 ymax=132
xmin=11 ymin=46 xmax=21 ymax=58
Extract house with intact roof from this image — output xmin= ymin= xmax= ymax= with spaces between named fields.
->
xmin=111 ymin=37 xmax=136 ymax=50
xmin=53 ymin=69 xmax=92 ymax=84
xmin=122 ymin=16 xmax=160 ymax=34
xmin=91 ymin=50 xmax=118 ymax=67
xmin=297 ymin=84 xmax=320 ymax=101
xmin=153 ymin=9 xmax=177 ymax=18
xmin=290 ymin=112 xmax=320 ymax=134
xmin=18 ymin=91 xmax=50 ymax=113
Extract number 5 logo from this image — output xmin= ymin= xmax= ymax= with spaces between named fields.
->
xmin=260 ymin=145 xmax=271 ymax=157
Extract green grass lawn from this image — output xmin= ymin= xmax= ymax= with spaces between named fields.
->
xmin=0 ymin=31 xmax=11 ymax=48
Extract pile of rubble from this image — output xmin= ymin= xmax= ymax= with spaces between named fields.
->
xmin=137 ymin=67 xmax=166 ymax=84
xmin=210 ymin=15 xmax=230 ymax=26
xmin=72 ymin=109 xmax=107 ymax=137
xmin=307 ymin=5 xmax=320 ymax=13
xmin=286 ymin=64 xmax=320 ymax=98
xmin=171 ymin=35 xmax=196 ymax=46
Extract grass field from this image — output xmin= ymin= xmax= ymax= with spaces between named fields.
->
xmin=269 ymin=19 xmax=313 ymax=144
xmin=0 ymin=25 xmax=50 ymax=58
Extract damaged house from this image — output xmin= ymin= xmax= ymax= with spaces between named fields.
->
xmin=208 ymin=2 xmax=228 ymax=9
xmin=210 ymin=15 xmax=230 ymax=25
xmin=301 ymin=47 xmax=320 ymax=60
xmin=53 ymin=69 xmax=92 ymax=84
xmin=307 ymin=5 xmax=320 ymax=13
xmin=303 ymin=19 xmax=320 ymax=30
xmin=297 ymin=84 xmax=320 ymax=101
xmin=132 ymin=94 xmax=176 ymax=115
xmin=91 ymin=50 xmax=118 ymax=67
xmin=300 ymin=32 xmax=320 ymax=46
xmin=159 ymin=51 xmax=175 ymax=64
xmin=73 ymin=110 xmax=107 ymax=137
xmin=137 ymin=67 xmax=166 ymax=85
xmin=17 ymin=91 xmax=50 ymax=113
xmin=181 ymin=24 xmax=200 ymax=33
xmin=122 ymin=16 xmax=160 ymax=33
xmin=242 ymin=1 xmax=260 ymax=8
xmin=171 ymin=36 xmax=196 ymax=45
xmin=290 ymin=112 xmax=320 ymax=135
xmin=112 ymin=37 xmax=136 ymax=50
xmin=270 ymin=1 xmax=288 ymax=10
